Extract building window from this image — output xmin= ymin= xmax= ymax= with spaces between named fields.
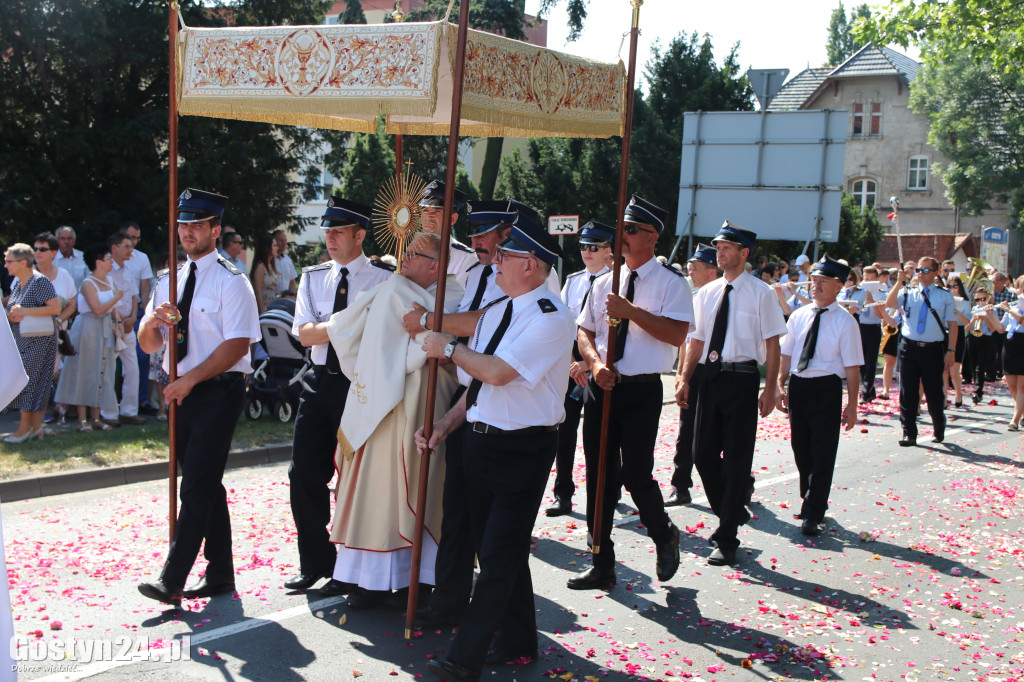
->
xmin=851 ymin=102 xmax=881 ymax=136
xmin=852 ymin=103 xmax=863 ymax=135
xmin=324 ymin=15 xmax=339 ymax=24
xmin=852 ymin=179 xmax=877 ymax=209
xmin=908 ymin=156 xmax=929 ymax=190
xmin=311 ymin=166 xmax=335 ymax=201
xmin=870 ymin=102 xmax=882 ymax=135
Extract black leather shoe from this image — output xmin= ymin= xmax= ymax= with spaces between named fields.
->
xmin=183 ymin=577 xmax=235 ymax=599
xmin=318 ymin=579 xmax=353 ymax=597
xmin=898 ymin=437 xmax=916 ymax=447
xmin=930 ymin=431 xmax=944 ymax=444
xmin=283 ymin=573 xmax=329 ymax=591
xmin=484 ymin=647 xmax=538 ymax=665
xmin=707 ymin=546 xmax=736 ymax=566
xmin=346 ymin=586 xmax=389 ymax=609
xmin=138 ymin=580 xmax=183 ymax=606
xmin=566 ymin=566 xmax=616 ymax=590
xmin=664 ymin=487 xmax=691 ymax=506
xmin=744 ymin=481 xmax=755 ymax=506
xmin=416 ymin=604 xmax=464 ymax=627
xmin=544 ymin=496 xmax=572 ymax=517
xmin=801 ymin=519 xmax=823 ymax=536
xmin=655 ymin=522 xmax=681 ymax=582
xmin=426 ymin=657 xmax=480 ymax=682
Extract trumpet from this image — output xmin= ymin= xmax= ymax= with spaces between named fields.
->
xmin=970 ymin=304 xmax=995 ymax=337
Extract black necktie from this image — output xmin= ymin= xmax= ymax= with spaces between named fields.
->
xmin=613 ymin=271 xmax=638 ymax=362
xmin=176 ymin=262 xmax=197 ymax=360
xmin=325 ymin=267 xmax=349 ymax=373
xmin=465 ymin=299 xmax=514 ymax=408
xmin=706 ymin=283 xmax=732 ymax=364
xmin=468 ymin=265 xmax=493 ymax=312
xmin=797 ymin=307 xmax=827 ymax=371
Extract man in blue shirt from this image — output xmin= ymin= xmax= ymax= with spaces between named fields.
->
xmin=885 ymin=257 xmax=959 ymax=447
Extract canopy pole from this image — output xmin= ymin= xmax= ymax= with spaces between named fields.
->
xmin=591 ymin=0 xmax=643 ymax=557
xmin=166 ymin=0 xmax=181 ymax=542
xmin=405 ymin=0 xmax=472 ymax=639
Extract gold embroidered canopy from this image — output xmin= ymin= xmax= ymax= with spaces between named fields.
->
xmin=176 ymin=20 xmax=625 ymax=138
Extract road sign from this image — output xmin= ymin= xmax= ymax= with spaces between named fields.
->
xmin=548 ymin=215 xmax=579 ymax=235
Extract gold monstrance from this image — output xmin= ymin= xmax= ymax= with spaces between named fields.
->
xmin=373 ymin=165 xmax=427 ymax=272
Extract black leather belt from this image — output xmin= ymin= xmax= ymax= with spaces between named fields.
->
xmin=902 ymin=338 xmax=943 ymax=349
xmin=719 ymin=361 xmax=758 ymax=374
xmin=470 ymin=422 xmax=558 ymax=436
xmin=617 ymin=373 xmax=661 ymax=384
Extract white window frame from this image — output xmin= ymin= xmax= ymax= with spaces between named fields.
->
xmin=851 ymin=178 xmax=877 ymax=209
xmin=908 ymin=156 xmax=929 ymax=190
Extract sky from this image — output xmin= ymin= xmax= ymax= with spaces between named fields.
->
xmin=524 ymin=0 xmax=919 ymax=89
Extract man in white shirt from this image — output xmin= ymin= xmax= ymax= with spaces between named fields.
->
xmin=777 ymin=256 xmax=862 ymax=535
xmin=418 ymin=180 xmax=477 ymax=288
xmin=794 ymin=253 xmax=811 ymax=282
xmin=220 ymin=228 xmax=248 ymax=277
xmin=120 ymin=221 xmax=155 ymax=414
xmin=273 ymin=229 xmax=297 ymax=295
xmin=53 ymin=226 xmax=87 ymax=289
xmin=102 ymin=231 xmax=145 ymax=426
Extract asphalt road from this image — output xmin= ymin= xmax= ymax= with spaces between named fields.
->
xmin=3 ymin=383 xmax=1022 ymax=682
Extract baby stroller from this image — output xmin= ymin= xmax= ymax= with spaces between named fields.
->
xmin=245 ymin=298 xmax=311 ymax=422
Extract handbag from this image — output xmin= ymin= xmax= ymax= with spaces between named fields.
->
xmin=18 ymin=314 xmax=55 ymax=338
xmin=57 ymin=328 xmax=76 ymax=356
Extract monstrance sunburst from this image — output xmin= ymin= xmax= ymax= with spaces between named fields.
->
xmin=373 ymin=165 xmax=427 ymax=272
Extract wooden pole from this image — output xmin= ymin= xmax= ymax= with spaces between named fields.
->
xmin=166 ymin=1 xmax=181 ymax=542
xmin=590 ymin=0 xmax=643 ymax=556
xmin=404 ymin=0 xmax=472 ymax=640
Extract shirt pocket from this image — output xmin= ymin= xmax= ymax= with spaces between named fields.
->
xmin=733 ymin=310 xmax=759 ymax=342
xmin=632 ymin=290 xmax=663 ymax=317
xmin=192 ymin=297 xmax=221 ymax=316
xmin=315 ymin=298 xmax=334 ymax=321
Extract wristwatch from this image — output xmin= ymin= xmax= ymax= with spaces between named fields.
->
xmin=420 ymin=311 xmax=429 ymax=329
xmin=946 ymin=348 xmax=955 ymax=353
xmin=443 ymin=340 xmax=459 ymax=360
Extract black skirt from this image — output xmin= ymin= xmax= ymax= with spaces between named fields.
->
xmin=882 ymin=327 xmax=900 ymax=357
xmin=1003 ymin=334 xmax=1024 ymax=376
xmin=954 ymin=325 xmax=966 ymax=364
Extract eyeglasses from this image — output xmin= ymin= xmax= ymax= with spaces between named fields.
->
xmin=495 ymin=249 xmax=535 ymax=264
xmin=114 ymin=243 xmax=133 ymax=249
xmin=403 ymin=250 xmax=436 ymax=261
xmin=580 ymin=244 xmax=608 ymax=253
xmin=102 ymin=255 xmax=113 ymax=261
xmin=33 ymin=246 xmax=51 ymax=252
xmin=623 ymin=223 xmax=656 ymax=235
xmin=915 ymin=267 xmax=934 ymax=274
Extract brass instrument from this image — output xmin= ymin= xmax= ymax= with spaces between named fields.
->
xmin=963 ymin=257 xmax=993 ymax=299
xmin=880 ymin=323 xmax=898 ymax=354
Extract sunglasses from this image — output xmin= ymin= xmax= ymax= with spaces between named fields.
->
xmin=623 ymin=223 xmax=656 ymax=235
xmin=915 ymin=267 xmax=934 ymax=274
xmin=33 ymin=247 xmax=51 ymax=252
xmin=580 ymin=243 xmax=608 ymax=253
xmin=974 ymin=298 xmax=986 ymax=302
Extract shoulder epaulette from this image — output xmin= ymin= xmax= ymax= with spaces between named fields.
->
xmin=452 ymin=241 xmax=474 ymax=253
xmin=370 ymin=259 xmax=396 ymax=272
xmin=484 ymin=295 xmax=509 ymax=309
xmin=661 ymin=262 xmax=684 ymax=277
xmin=566 ymin=269 xmax=587 ymax=280
xmin=538 ymin=298 xmax=557 ymax=313
xmin=302 ymin=262 xmax=333 ymax=274
xmin=217 ymin=257 xmax=243 ymax=276
xmin=155 ymin=268 xmax=169 ymax=280
xmin=466 ymin=261 xmax=481 ymax=273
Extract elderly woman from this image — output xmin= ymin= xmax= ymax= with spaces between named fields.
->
xmin=54 ymin=243 xmax=124 ymax=432
xmin=3 ymin=244 xmax=60 ymax=443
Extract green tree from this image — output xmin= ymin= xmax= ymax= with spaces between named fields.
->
xmin=536 ymin=0 xmax=589 ymax=41
xmin=341 ymin=0 xmax=367 ymax=25
xmin=0 ymin=0 xmax=329 ymax=251
xmin=825 ymin=2 xmax=871 ymax=66
xmin=826 ymin=193 xmax=886 ymax=264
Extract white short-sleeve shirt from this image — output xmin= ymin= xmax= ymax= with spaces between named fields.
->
xmin=447 ymin=239 xmax=479 ymax=289
xmin=110 ymin=261 xmax=141 ymax=320
xmin=578 ymin=257 xmax=693 ymax=375
xmin=458 ymin=284 xmax=575 ymax=430
xmin=127 ymin=249 xmax=154 ymax=286
xmin=147 ymin=249 xmax=261 ymax=375
xmin=275 ymin=254 xmax=298 ymax=294
xmin=561 ymin=266 xmax=609 ymax=320
xmin=780 ymin=300 xmax=864 ymax=379
xmin=54 ymin=249 xmax=87 ymax=289
xmin=293 ymin=255 xmax=394 ymax=365
xmin=691 ymin=271 xmax=788 ymax=365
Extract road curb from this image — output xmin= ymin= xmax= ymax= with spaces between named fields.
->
xmin=0 ymin=443 xmax=292 ymax=502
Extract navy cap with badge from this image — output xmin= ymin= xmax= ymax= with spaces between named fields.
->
xmin=465 ymin=199 xmax=537 ymax=237
xmin=419 ymin=179 xmax=467 ymax=213
xmin=623 ymin=195 xmax=669 ymax=235
xmin=578 ymin=220 xmax=615 ymax=246
xmin=688 ymin=243 xmax=717 ymax=266
xmin=711 ymin=220 xmax=757 ymax=252
xmin=810 ymin=255 xmax=851 ymax=283
xmin=177 ymin=188 xmax=228 ymax=223
xmin=321 ymin=195 xmax=371 ymax=230
xmin=498 ymin=205 xmax=563 ymax=266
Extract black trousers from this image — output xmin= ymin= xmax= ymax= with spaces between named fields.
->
xmin=788 ymin=374 xmax=842 ymax=523
xmin=552 ymin=378 xmax=584 ymax=500
xmin=289 ymin=367 xmax=348 ymax=575
xmin=447 ymin=428 xmax=556 ymax=670
xmin=161 ymin=373 xmax=245 ymax=587
xmin=968 ymin=334 xmax=994 ymax=398
xmin=582 ymin=378 xmax=671 ymax=570
xmin=897 ymin=339 xmax=945 ymax=439
xmin=693 ymin=368 xmax=759 ymax=553
xmin=859 ymin=323 xmax=881 ymax=399
xmin=427 ymin=421 xmax=474 ymax=612
xmin=992 ymin=331 xmax=1005 ymax=378
xmin=671 ymin=364 xmax=702 ymax=490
